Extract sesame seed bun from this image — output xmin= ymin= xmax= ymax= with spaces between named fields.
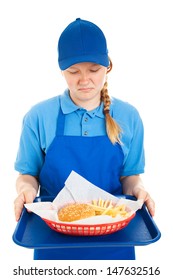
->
xmin=58 ymin=203 xmax=96 ymax=222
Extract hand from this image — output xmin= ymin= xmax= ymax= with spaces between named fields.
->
xmin=121 ymin=175 xmax=155 ymax=217
xmin=14 ymin=188 xmax=37 ymax=221
xmin=133 ymin=186 xmax=155 ymax=216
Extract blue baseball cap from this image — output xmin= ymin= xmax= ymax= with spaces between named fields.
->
xmin=58 ymin=18 xmax=109 ymax=70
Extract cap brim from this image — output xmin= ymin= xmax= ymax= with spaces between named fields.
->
xmin=59 ymin=54 xmax=109 ymax=70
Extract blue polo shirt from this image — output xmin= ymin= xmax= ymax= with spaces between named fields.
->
xmin=14 ymin=89 xmax=145 ymax=177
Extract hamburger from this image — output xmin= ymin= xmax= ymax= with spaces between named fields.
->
xmin=58 ymin=203 xmax=95 ymax=222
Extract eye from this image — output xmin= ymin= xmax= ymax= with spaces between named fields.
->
xmin=67 ymin=70 xmax=79 ymax=74
xmin=90 ymin=67 xmax=101 ymax=73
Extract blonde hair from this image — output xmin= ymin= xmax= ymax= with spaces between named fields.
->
xmin=101 ymin=58 xmax=122 ymax=144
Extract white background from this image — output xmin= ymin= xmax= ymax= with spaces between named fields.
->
xmin=0 ymin=0 xmax=172 ymax=277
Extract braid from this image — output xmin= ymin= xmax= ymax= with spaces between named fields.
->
xmin=101 ymin=59 xmax=122 ymax=144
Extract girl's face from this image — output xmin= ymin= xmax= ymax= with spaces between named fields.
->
xmin=62 ymin=62 xmax=107 ymax=110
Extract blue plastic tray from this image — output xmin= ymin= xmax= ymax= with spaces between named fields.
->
xmin=12 ymin=195 xmax=161 ymax=249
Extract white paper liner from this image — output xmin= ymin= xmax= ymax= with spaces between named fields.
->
xmin=24 ymin=171 xmax=143 ymax=225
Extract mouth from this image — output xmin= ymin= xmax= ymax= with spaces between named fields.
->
xmin=78 ymin=87 xmax=93 ymax=92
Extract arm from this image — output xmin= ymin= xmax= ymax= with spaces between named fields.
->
xmin=14 ymin=174 xmax=39 ymax=221
xmin=121 ymin=175 xmax=155 ymax=216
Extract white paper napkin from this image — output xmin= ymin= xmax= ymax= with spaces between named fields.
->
xmin=25 ymin=171 xmax=143 ymax=225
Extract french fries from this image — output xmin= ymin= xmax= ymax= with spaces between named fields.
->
xmin=87 ymin=198 xmax=130 ymax=218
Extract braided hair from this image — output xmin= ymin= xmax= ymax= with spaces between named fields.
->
xmin=101 ymin=58 xmax=122 ymax=144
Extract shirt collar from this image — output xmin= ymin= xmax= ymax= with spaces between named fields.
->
xmin=60 ymin=89 xmax=105 ymax=119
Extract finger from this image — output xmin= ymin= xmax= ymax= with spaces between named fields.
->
xmin=133 ymin=189 xmax=155 ymax=216
xmin=14 ymin=193 xmax=26 ymax=221
xmin=145 ymin=198 xmax=155 ymax=217
xmin=14 ymin=202 xmax=24 ymax=221
xmin=14 ymin=200 xmax=22 ymax=221
xmin=14 ymin=191 xmax=36 ymax=221
xmin=14 ymin=206 xmax=23 ymax=221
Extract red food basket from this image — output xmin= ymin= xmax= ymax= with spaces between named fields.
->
xmin=42 ymin=212 xmax=135 ymax=236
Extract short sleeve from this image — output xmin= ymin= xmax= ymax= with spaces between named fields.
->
xmin=14 ymin=112 xmax=45 ymax=176
xmin=120 ymin=108 xmax=145 ymax=176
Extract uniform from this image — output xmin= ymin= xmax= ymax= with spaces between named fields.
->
xmin=15 ymin=89 xmax=145 ymax=260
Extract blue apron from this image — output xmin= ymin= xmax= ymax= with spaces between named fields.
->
xmin=35 ymin=108 xmax=135 ymax=260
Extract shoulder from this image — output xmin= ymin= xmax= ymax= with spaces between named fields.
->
xmin=111 ymin=96 xmax=139 ymax=113
xmin=110 ymin=97 xmax=142 ymax=121
xmin=110 ymin=97 xmax=144 ymax=136
xmin=23 ymin=95 xmax=61 ymax=125
xmin=30 ymin=95 xmax=60 ymax=115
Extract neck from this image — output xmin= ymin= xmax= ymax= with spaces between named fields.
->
xmin=79 ymin=100 xmax=101 ymax=110
xmin=69 ymin=94 xmax=101 ymax=111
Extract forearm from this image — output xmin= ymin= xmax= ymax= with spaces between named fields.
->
xmin=121 ymin=175 xmax=144 ymax=197
xmin=16 ymin=174 xmax=39 ymax=195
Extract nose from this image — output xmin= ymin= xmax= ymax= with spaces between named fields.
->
xmin=79 ymin=72 xmax=90 ymax=84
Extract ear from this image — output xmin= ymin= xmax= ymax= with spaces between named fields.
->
xmin=106 ymin=66 xmax=111 ymax=74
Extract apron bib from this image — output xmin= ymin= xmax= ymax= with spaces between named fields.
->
xmin=35 ymin=108 xmax=135 ymax=260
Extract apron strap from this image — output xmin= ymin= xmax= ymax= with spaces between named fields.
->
xmin=56 ymin=107 xmax=65 ymax=136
